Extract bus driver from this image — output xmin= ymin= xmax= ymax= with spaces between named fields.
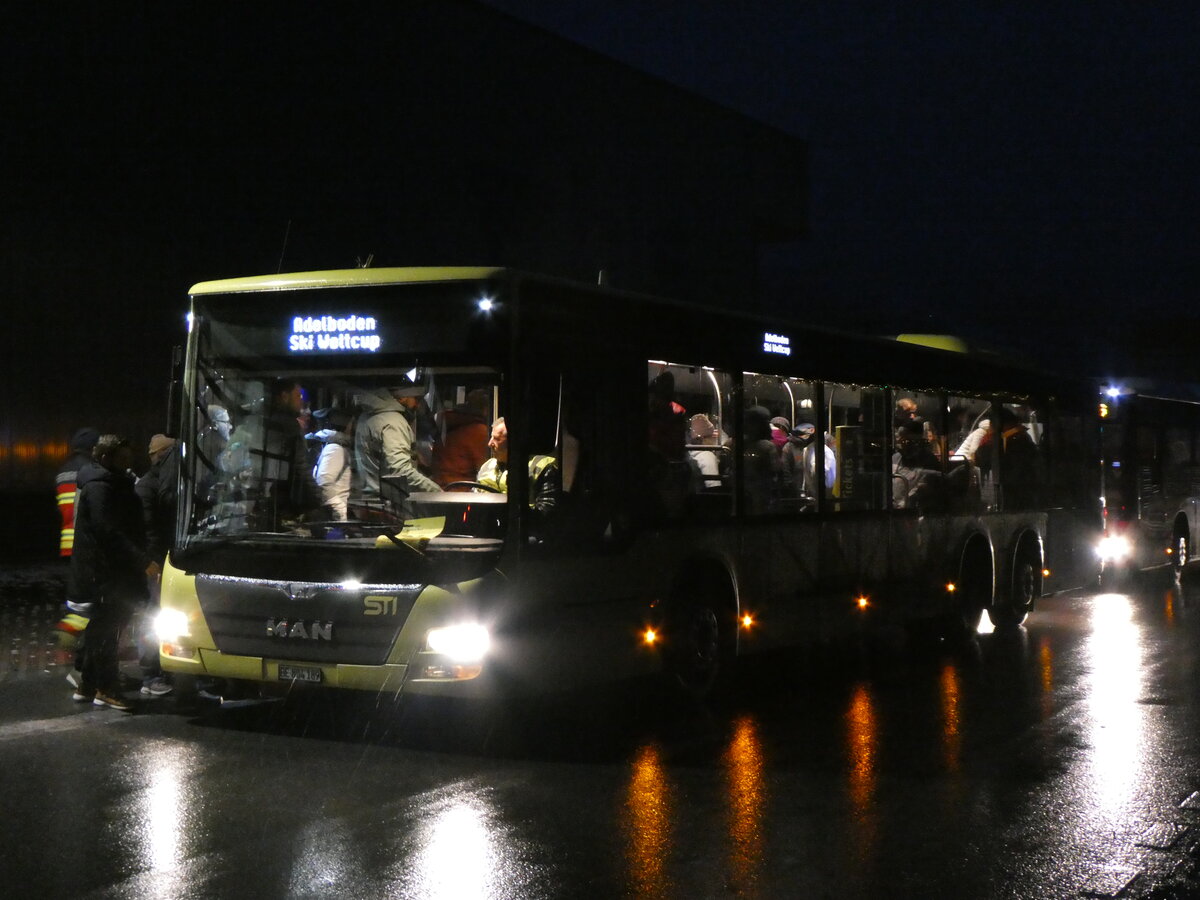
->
xmin=477 ymin=417 xmax=558 ymax=513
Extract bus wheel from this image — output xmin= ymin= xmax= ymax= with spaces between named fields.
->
xmin=666 ymin=600 xmax=724 ymax=699
xmin=1172 ymin=529 xmax=1189 ymax=580
xmin=990 ymin=549 xmax=1037 ymax=628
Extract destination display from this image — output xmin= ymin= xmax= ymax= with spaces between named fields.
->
xmin=288 ymin=314 xmax=382 ymax=353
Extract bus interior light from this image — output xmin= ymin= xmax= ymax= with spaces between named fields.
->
xmin=477 ymin=296 xmax=495 ymax=313
xmin=642 ymin=627 xmax=658 ymax=645
xmin=945 ymin=582 xmax=957 ymax=593
xmin=855 ymin=595 xmax=870 ymax=610
xmin=1042 ymin=568 xmax=1052 ymax=578
xmin=740 ymin=614 xmax=754 ymax=629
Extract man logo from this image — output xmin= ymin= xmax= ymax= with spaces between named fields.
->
xmin=266 ymin=618 xmax=333 ymax=640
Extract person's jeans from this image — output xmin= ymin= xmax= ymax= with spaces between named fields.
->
xmin=79 ymin=594 xmax=133 ymax=693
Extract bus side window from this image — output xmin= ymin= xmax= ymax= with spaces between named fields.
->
xmin=977 ymin=403 xmax=1045 ymax=512
xmin=648 ymin=362 xmax=734 ymax=522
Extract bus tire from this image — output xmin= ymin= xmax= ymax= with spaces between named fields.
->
xmin=665 ymin=590 xmax=730 ymax=700
xmin=989 ymin=544 xmax=1039 ymax=628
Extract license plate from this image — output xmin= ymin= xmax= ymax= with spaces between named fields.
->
xmin=278 ymin=664 xmax=323 ymax=683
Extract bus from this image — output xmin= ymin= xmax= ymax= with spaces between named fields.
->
xmin=1097 ymin=385 xmax=1200 ymax=586
xmin=156 ymin=268 xmax=1103 ymax=701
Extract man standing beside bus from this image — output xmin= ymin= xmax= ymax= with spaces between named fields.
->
xmin=70 ymin=435 xmax=160 ymax=711
xmin=356 ymin=374 xmax=440 ymax=513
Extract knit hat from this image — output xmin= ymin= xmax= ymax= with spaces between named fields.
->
xmin=148 ymin=434 xmax=177 ymax=461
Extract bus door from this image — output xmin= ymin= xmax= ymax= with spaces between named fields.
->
xmin=818 ymin=384 xmax=891 ymax=604
xmin=739 ymin=372 xmax=821 ymax=640
xmin=888 ymin=389 xmax=956 ymax=593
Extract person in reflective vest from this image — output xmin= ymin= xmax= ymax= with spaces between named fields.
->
xmin=476 ymin=417 xmax=558 ymax=512
xmin=55 ymin=427 xmax=100 ymax=556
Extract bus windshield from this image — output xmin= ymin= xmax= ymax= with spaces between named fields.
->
xmin=178 ymin=285 xmax=508 ymax=576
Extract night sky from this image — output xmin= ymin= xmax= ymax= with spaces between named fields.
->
xmin=484 ymin=1 xmax=1200 ymax=378
xmin=6 ymin=2 xmax=1200 ymax=474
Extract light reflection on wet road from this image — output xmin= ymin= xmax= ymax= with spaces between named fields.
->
xmin=3 ymin=567 xmax=1200 ymax=898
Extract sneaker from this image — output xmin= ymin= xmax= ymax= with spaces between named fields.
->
xmin=140 ymin=677 xmax=173 ymax=697
xmin=92 ymin=690 xmax=133 ymax=712
xmin=71 ymin=688 xmax=95 ymax=702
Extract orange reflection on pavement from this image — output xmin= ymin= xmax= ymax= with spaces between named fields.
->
xmin=845 ymin=681 xmax=879 ymax=860
xmin=723 ymin=715 xmax=766 ymax=893
xmin=1164 ymin=585 xmax=1177 ymax=626
xmin=624 ymin=743 xmax=672 ymax=900
xmin=1038 ymin=637 xmax=1056 ymax=719
xmin=939 ymin=663 xmax=961 ymax=772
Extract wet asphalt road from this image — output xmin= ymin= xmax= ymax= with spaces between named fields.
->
xmin=3 ymin=564 xmax=1200 ymax=899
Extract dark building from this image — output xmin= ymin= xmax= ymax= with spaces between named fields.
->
xmin=2 ymin=0 xmax=807 ymax=557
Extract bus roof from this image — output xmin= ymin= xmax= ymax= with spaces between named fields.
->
xmin=189 ymin=267 xmax=506 ymax=296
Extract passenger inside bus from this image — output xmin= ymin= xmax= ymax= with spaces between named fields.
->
xmin=975 ymin=407 xmax=1043 ymax=510
xmin=309 ymin=407 xmax=355 ymax=522
xmin=742 ymin=405 xmax=781 ymax=515
xmin=893 ymin=418 xmax=946 ymax=511
xmin=647 ymin=371 xmax=691 ymax=517
xmin=686 ymin=413 xmax=725 ymax=490
xmin=783 ymin=420 xmax=836 ymax=501
xmin=432 ymin=388 xmax=490 ymax=490
xmin=215 ymin=378 xmax=316 ymax=529
xmin=476 ymin=417 xmax=559 ymax=514
xmin=355 ymin=379 xmax=440 ymax=513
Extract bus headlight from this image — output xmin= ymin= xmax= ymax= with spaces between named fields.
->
xmin=1097 ymin=535 xmax=1132 ymax=563
xmin=154 ymin=608 xmax=191 ymax=642
xmin=425 ymin=624 xmax=490 ymax=663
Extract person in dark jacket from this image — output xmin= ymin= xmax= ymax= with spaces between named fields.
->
xmin=134 ymin=434 xmax=178 ymax=697
xmin=70 ymin=434 xmax=160 ymax=711
xmin=136 ymin=434 xmax=179 ymax=563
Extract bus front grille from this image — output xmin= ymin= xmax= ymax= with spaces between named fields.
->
xmin=194 ymin=575 xmax=421 ymax=666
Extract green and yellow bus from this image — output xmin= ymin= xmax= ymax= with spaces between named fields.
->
xmin=157 ymin=268 xmax=1103 ymax=700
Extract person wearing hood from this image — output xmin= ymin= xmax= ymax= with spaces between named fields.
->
xmin=354 ymin=379 xmax=439 ymax=513
xmin=742 ymin=405 xmax=780 ymax=514
xmin=70 ymin=434 xmax=160 ymax=711
xmin=55 ymin=426 xmax=100 ymax=557
xmin=309 ymin=408 xmax=355 ymax=521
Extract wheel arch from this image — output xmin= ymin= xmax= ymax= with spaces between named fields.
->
xmin=666 ymin=553 xmax=740 ymax=651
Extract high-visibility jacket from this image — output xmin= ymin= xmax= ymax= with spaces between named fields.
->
xmin=55 ymin=450 xmax=92 ymax=556
xmin=477 ymin=455 xmax=558 ymax=510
